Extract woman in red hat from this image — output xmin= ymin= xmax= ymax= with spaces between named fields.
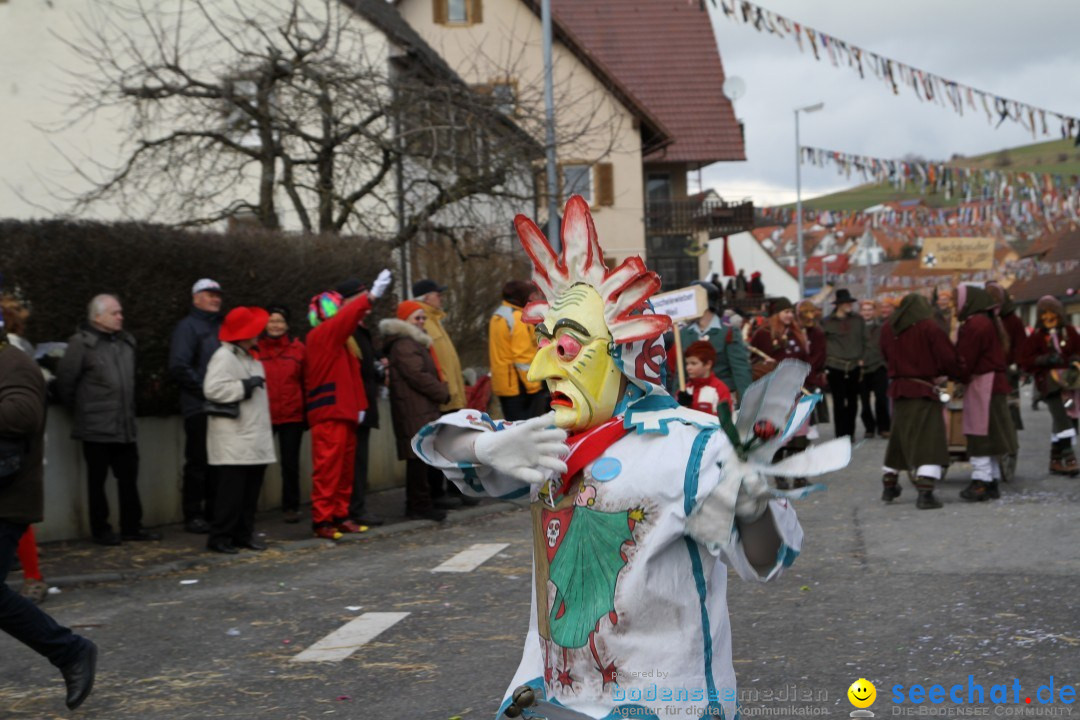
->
xmin=203 ymin=307 xmax=274 ymax=554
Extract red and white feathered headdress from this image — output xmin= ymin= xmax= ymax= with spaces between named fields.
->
xmin=515 ymin=196 xmax=671 ymax=344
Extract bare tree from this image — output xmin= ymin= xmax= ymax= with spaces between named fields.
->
xmin=47 ymin=0 xmax=620 ymax=250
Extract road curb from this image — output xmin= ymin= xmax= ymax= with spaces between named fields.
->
xmin=9 ymin=499 xmax=528 ymax=591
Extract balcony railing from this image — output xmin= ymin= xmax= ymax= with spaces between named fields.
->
xmin=645 ymin=198 xmax=755 ymax=236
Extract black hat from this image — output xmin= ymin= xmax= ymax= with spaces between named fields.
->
xmin=833 ymin=288 xmax=858 ymax=305
xmin=265 ymin=304 xmax=291 ymax=322
xmin=335 ymin=278 xmax=367 ymax=298
xmin=412 ymin=278 xmax=448 ymax=297
xmin=769 ymin=297 xmax=794 ymax=315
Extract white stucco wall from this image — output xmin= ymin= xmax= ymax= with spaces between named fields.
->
xmin=396 ymin=0 xmax=647 ymax=262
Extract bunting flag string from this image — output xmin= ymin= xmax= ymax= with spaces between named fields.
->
xmin=711 ymin=0 xmax=1080 ymax=143
xmin=799 ymin=145 xmax=1080 ymax=205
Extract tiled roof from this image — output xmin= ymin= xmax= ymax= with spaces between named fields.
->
xmin=549 ymin=0 xmax=745 ymax=165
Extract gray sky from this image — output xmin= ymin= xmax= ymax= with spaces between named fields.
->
xmin=699 ymin=0 xmax=1080 ymax=206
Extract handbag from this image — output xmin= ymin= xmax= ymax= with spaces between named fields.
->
xmin=0 ymin=434 xmax=28 ymax=489
xmin=203 ymin=400 xmax=240 ymax=418
xmin=747 ymin=344 xmax=778 ymax=380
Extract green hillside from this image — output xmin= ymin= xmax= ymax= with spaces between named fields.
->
xmin=790 ymin=138 xmax=1080 ymax=212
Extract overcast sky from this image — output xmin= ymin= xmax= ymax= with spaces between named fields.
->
xmin=698 ymin=0 xmax=1080 ymax=206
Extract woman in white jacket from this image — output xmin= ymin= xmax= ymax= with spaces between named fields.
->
xmin=203 ymin=307 xmax=275 ymax=554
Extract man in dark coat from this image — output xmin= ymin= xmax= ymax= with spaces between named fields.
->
xmin=822 ymin=288 xmax=866 ymax=439
xmin=168 ymin=279 xmax=224 ymax=533
xmin=955 ymin=285 xmax=1017 ymax=501
xmin=858 ymin=300 xmax=890 ymax=439
xmin=57 ymin=294 xmax=160 ymax=545
xmin=335 ymin=278 xmax=386 ymax=527
xmin=1 ymin=330 xmax=98 ymax=710
xmin=880 ymin=293 xmax=964 ymax=509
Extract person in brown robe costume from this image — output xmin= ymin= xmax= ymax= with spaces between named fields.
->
xmin=880 ymin=294 xmax=964 ymax=509
xmin=954 ymin=285 xmax=1018 ymax=502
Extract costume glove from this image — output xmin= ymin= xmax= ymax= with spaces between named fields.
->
xmin=473 ymin=411 xmax=568 ymax=485
xmin=676 ymin=390 xmax=693 ymax=407
xmin=369 ymin=269 xmax=392 ymax=299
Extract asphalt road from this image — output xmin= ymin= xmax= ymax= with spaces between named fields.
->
xmin=1 ymin=402 xmax=1078 ymax=720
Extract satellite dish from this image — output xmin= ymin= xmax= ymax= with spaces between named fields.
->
xmin=722 ymin=76 xmax=746 ymax=102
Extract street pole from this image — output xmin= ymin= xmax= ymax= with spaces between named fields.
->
xmin=794 ymin=102 xmax=823 ymax=300
xmin=542 ymin=0 xmax=560 ymax=252
xmin=795 ymin=110 xmax=803 ymax=300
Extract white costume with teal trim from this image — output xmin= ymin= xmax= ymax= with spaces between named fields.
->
xmin=413 ymin=393 xmax=803 ymax=720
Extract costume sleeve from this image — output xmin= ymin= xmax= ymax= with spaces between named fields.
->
xmin=684 ymin=429 xmax=803 ymax=582
xmin=324 ymin=294 xmax=373 ymax=348
xmin=726 ymin=332 xmax=753 ymax=398
xmin=55 ymin=334 xmax=85 ymax=408
xmin=411 ymin=411 xmax=536 ymax=500
xmin=203 ymin=348 xmax=246 ymax=404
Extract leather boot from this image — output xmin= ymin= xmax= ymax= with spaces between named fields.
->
xmin=881 ymin=472 xmax=901 ymax=502
xmin=915 ymin=477 xmax=942 ymax=509
xmin=1049 ymin=441 xmax=1069 ymax=475
xmin=1062 ymin=447 xmax=1080 ymax=477
xmin=60 ymin=639 xmax=97 ymax=710
xmin=960 ymin=480 xmax=989 ymax=502
xmin=986 ymin=480 xmax=1000 ymax=499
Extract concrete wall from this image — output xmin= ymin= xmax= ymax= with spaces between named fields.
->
xmin=36 ymin=399 xmax=405 ymax=542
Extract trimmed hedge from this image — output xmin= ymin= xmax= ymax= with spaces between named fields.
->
xmin=2 ymin=220 xmax=393 ymax=415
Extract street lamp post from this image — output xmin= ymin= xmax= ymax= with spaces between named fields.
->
xmin=541 ymin=0 xmax=560 ymax=251
xmin=794 ymin=102 xmax=824 ymax=299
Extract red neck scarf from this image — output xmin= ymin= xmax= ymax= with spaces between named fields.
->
xmin=558 ymin=417 xmax=630 ymax=496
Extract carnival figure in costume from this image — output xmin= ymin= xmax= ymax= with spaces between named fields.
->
xmin=412 ymin=197 xmax=850 ymax=719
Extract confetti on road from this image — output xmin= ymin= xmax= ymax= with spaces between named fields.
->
xmin=290 ymin=612 xmax=410 ymax=663
xmin=431 ymin=543 xmax=510 ymax=573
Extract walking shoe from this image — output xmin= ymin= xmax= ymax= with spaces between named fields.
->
xmin=121 ymin=529 xmax=162 ymax=542
xmin=184 ymin=517 xmax=211 ymax=534
xmin=1061 ymin=449 xmax=1080 ymax=477
xmin=878 ymin=430 xmax=891 ymax=439
xmin=881 ymin=473 xmax=901 ymax=502
xmin=353 ymin=514 xmax=385 ymax=527
xmin=793 ymin=478 xmax=808 ymax=489
xmin=433 ymin=496 xmax=462 ymax=510
xmin=282 ymin=510 xmax=301 ymax=524
xmin=206 ymin=540 xmax=239 ymax=554
xmin=959 ymin=480 xmax=989 ymax=502
xmin=60 ymin=639 xmax=97 ymax=710
xmin=91 ymin=531 xmax=122 ymax=546
xmin=336 ymin=519 xmax=369 ymax=534
xmin=985 ymin=480 xmax=1001 ymax=500
xmin=774 ymin=478 xmax=790 ymax=490
xmin=20 ymin=578 xmax=49 ymax=605
xmin=234 ymin=538 xmax=268 ymax=551
xmin=314 ymin=525 xmax=343 ymax=541
xmin=915 ymin=490 xmax=943 ymax=509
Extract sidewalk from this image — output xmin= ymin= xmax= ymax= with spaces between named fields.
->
xmin=13 ymin=488 xmax=524 ymax=589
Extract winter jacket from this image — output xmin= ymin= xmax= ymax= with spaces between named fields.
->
xmin=822 ymin=312 xmax=866 ymax=371
xmin=380 ymin=319 xmax=450 ymax=461
xmin=352 ymin=322 xmax=381 ymax=429
xmin=256 ymin=335 xmax=306 ymax=426
xmin=880 ymin=294 xmax=963 ymax=401
xmin=1019 ymin=326 xmax=1080 ymax=397
xmin=303 ymin=293 xmax=371 ymax=426
xmin=169 ymin=307 xmax=223 ymax=418
xmin=0 ymin=338 xmax=47 ymax=525
xmin=489 ymin=301 xmax=542 ymax=397
xmin=418 ymin=302 xmax=465 ymax=411
xmin=680 ymin=314 xmax=753 ymax=400
xmin=56 ymin=324 xmax=138 ymax=443
xmin=203 ymin=343 xmax=275 ymax=466
xmin=685 ymin=375 xmax=732 ymax=416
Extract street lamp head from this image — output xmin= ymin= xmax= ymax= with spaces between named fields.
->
xmin=797 ymin=102 xmax=825 ymax=114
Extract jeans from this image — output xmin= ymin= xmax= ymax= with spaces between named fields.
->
xmin=0 ymin=520 xmax=85 ymax=667
xmin=82 ymin=441 xmax=143 ymax=537
xmin=182 ymin=414 xmax=217 ymax=522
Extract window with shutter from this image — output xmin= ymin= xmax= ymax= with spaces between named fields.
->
xmin=595 ymin=163 xmax=614 ymax=207
xmin=436 ymin=0 xmax=482 ymax=25
xmin=433 ymin=0 xmax=448 ymax=24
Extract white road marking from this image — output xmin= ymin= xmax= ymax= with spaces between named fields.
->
xmin=290 ymin=612 xmax=410 ymax=663
xmin=431 ymin=543 xmax=510 ymax=573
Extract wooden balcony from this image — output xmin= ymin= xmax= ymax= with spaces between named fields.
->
xmin=645 ymin=198 xmax=755 ymax=236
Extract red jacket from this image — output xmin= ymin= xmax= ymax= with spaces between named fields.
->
xmin=881 ymin=318 xmax=963 ymax=401
xmin=1019 ymin=325 xmax=1080 ymax=396
xmin=302 ymin=294 xmax=371 ymax=425
xmin=956 ymin=315 xmax=1010 ymax=395
xmin=257 ymin=335 xmax=306 ymax=425
xmin=687 ymin=375 xmax=732 ymax=416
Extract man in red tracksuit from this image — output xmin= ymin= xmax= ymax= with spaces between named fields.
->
xmin=304 ymin=270 xmax=391 ymax=539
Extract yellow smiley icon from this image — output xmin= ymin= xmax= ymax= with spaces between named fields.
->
xmin=848 ymin=678 xmax=876 ymax=708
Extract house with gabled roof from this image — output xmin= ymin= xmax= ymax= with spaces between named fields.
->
xmin=394 ymin=0 xmax=752 ymax=288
